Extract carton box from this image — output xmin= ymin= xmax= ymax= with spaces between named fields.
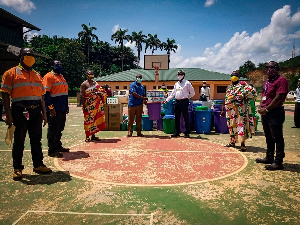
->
xmin=109 ymin=113 xmax=122 ymax=122
xmin=109 ymin=104 xmax=123 ymax=114
xmin=103 ymin=104 xmax=109 ymax=130
xmin=109 ymin=121 xmax=121 ymax=131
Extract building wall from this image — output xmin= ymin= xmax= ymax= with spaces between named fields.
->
xmin=97 ymin=80 xmax=231 ymax=101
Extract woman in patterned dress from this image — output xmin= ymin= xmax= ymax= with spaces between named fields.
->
xmin=221 ymin=71 xmax=257 ymax=151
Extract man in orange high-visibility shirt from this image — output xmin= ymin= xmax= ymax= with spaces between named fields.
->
xmin=42 ymin=60 xmax=69 ymax=158
xmin=0 ymin=47 xmax=52 ymax=181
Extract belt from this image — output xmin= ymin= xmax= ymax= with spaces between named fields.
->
xmin=176 ymin=98 xmax=188 ymax=101
xmin=15 ymin=103 xmax=40 ymax=109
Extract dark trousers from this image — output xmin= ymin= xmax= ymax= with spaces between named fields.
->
xmin=47 ymin=111 xmax=67 ymax=154
xmin=174 ymin=98 xmax=190 ymax=134
xmin=261 ymin=106 xmax=285 ymax=164
xmin=11 ymin=104 xmax=44 ymax=169
xmin=128 ymin=105 xmax=143 ymax=134
xmin=294 ymin=102 xmax=300 ymax=128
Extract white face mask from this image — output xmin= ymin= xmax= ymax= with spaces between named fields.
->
xmin=178 ymin=75 xmax=184 ymax=81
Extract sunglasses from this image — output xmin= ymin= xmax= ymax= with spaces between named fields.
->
xmin=265 ymin=66 xmax=276 ymax=69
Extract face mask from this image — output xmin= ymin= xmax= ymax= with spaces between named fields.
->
xmin=87 ymin=75 xmax=94 ymax=79
xmin=136 ymin=78 xmax=142 ymax=83
xmin=53 ymin=65 xmax=63 ymax=74
xmin=162 ymin=86 xmax=166 ymax=89
xmin=23 ymin=56 xmax=35 ymax=67
xmin=266 ymin=68 xmax=277 ymax=77
xmin=178 ymin=75 xmax=184 ymax=80
xmin=231 ymin=76 xmax=239 ymax=82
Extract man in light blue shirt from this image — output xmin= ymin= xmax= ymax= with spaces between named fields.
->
xmin=127 ymin=74 xmax=147 ymax=137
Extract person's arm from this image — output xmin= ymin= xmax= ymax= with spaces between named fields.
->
xmin=1 ymin=92 xmax=12 ymax=126
xmin=80 ymin=83 xmax=88 ymax=112
xmin=41 ymin=96 xmax=47 ymax=126
xmin=257 ymin=93 xmax=286 ymax=115
xmin=163 ymin=84 xmax=176 ymax=104
xmin=188 ymin=82 xmax=195 ymax=98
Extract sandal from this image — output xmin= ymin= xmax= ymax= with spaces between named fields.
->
xmin=225 ymin=142 xmax=235 ymax=147
xmin=91 ymin=136 xmax=101 ymax=141
xmin=240 ymin=144 xmax=247 ymax=152
xmin=85 ymin=137 xmax=91 ymax=142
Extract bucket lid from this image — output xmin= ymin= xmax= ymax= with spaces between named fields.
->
xmin=163 ymin=115 xmax=175 ymax=119
xmin=142 ymin=115 xmax=149 ymax=117
xmin=195 ymin=106 xmax=208 ymax=111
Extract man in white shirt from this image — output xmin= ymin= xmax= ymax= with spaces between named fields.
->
xmin=293 ymin=79 xmax=300 ymax=128
xmin=200 ymin=81 xmax=210 ymax=101
xmin=162 ymin=70 xmax=195 ymax=138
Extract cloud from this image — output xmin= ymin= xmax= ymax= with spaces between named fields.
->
xmin=0 ymin=0 xmax=36 ymax=13
xmin=23 ymin=27 xmax=38 ymax=41
xmin=112 ymin=24 xmax=120 ymax=33
xmin=125 ymin=40 xmax=136 ymax=49
xmin=204 ymin=0 xmax=216 ymax=8
xmin=172 ymin=5 xmax=300 ymax=74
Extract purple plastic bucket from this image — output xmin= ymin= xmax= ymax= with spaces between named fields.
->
xmin=147 ymin=102 xmax=161 ymax=121
xmin=213 ymin=111 xmax=229 ymax=133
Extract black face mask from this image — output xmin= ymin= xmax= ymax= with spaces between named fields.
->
xmin=53 ymin=65 xmax=63 ymax=74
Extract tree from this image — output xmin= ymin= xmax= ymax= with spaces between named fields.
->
xmin=145 ymin=34 xmax=161 ymax=54
xmin=111 ymin=28 xmax=130 ymax=71
xmin=162 ymin=38 xmax=178 ymax=61
xmin=78 ymin=23 xmax=98 ymax=64
xmin=57 ymin=39 xmax=87 ymax=95
xmin=239 ymin=60 xmax=256 ymax=78
xmin=129 ymin=31 xmax=146 ymax=66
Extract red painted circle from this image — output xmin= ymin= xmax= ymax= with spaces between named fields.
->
xmin=56 ymin=137 xmax=246 ymax=186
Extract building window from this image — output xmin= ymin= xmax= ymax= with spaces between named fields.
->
xmin=123 ymin=86 xmax=127 ymax=89
xmin=167 ymin=86 xmax=173 ymax=89
xmin=217 ymin=86 xmax=227 ymax=93
xmin=153 ymin=86 xmax=156 ymax=89
xmin=115 ymin=86 xmax=119 ymax=90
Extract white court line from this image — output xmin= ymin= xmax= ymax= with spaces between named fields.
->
xmin=13 ymin=210 xmax=154 ymax=225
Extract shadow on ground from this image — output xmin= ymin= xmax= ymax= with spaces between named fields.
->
xmin=20 ymin=171 xmax=72 ymax=185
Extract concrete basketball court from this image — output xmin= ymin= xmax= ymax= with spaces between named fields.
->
xmin=0 ymin=104 xmax=299 ymax=225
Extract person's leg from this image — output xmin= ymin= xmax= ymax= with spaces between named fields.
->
xmin=256 ymin=114 xmax=275 ymax=164
xmin=27 ymin=108 xmax=44 ymax=168
xmin=127 ymin=106 xmax=135 ymax=136
xmin=181 ymin=99 xmax=190 ymax=135
xmin=294 ymin=102 xmax=300 ymax=128
xmin=173 ymin=100 xmax=181 ymax=135
xmin=11 ymin=105 xmax=28 ymax=170
xmin=136 ymin=105 xmax=143 ymax=135
xmin=46 ymin=111 xmax=61 ymax=155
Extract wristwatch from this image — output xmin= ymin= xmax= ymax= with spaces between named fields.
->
xmin=265 ymin=108 xmax=269 ymax=113
xmin=48 ymin=104 xmax=54 ymax=110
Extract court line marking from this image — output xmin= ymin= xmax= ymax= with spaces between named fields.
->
xmin=13 ymin=210 xmax=154 ymax=225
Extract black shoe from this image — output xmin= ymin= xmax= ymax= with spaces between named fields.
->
xmin=59 ymin=147 xmax=70 ymax=152
xmin=256 ymin=158 xmax=273 ymax=164
xmin=48 ymin=152 xmax=63 ymax=158
xmin=184 ymin=134 xmax=190 ymax=138
xmin=265 ymin=163 xmax=283 ymax=170
xmin=171 ymin=133 xmax=180 ymax=137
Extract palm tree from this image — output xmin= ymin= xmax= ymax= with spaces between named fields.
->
xmin=162 ymin=38 xmax=178 ymax=61
xmin=78 ymin=23 xmax=98 ymax=64
xmin=111 ymin=28 xmax=130 ymax=71
xmin=145 ymin=34 xmax=161 ymax=54
xmin=129 ymin=31 xmax=146 ymax=66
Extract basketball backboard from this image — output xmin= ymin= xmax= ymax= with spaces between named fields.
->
xmin=144 ymin=55 xmax=169 ymax=70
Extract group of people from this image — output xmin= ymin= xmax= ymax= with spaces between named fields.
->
xmin=221 ymin=61 xmax=289 ymax=170
xmin=0 ymin=47 xmax=109 ymax=180
xmin=0 ymin=47 xmax=295 ymax=181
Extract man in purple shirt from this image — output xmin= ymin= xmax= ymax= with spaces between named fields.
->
xmin=256 ymin=61 xmax=288 ymax=170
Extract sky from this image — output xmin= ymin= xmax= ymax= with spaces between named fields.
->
xmin=1 ymin=0 xmax=300 ymax=74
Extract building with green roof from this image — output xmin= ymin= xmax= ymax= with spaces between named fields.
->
xmin=96 ymin=68 xmax=236 ymax=100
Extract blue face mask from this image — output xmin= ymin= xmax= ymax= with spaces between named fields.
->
xmin=53 ymin=65 xmax=63 ymax=74
xmin=136 ymin=78 xmax=142 ymax=83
